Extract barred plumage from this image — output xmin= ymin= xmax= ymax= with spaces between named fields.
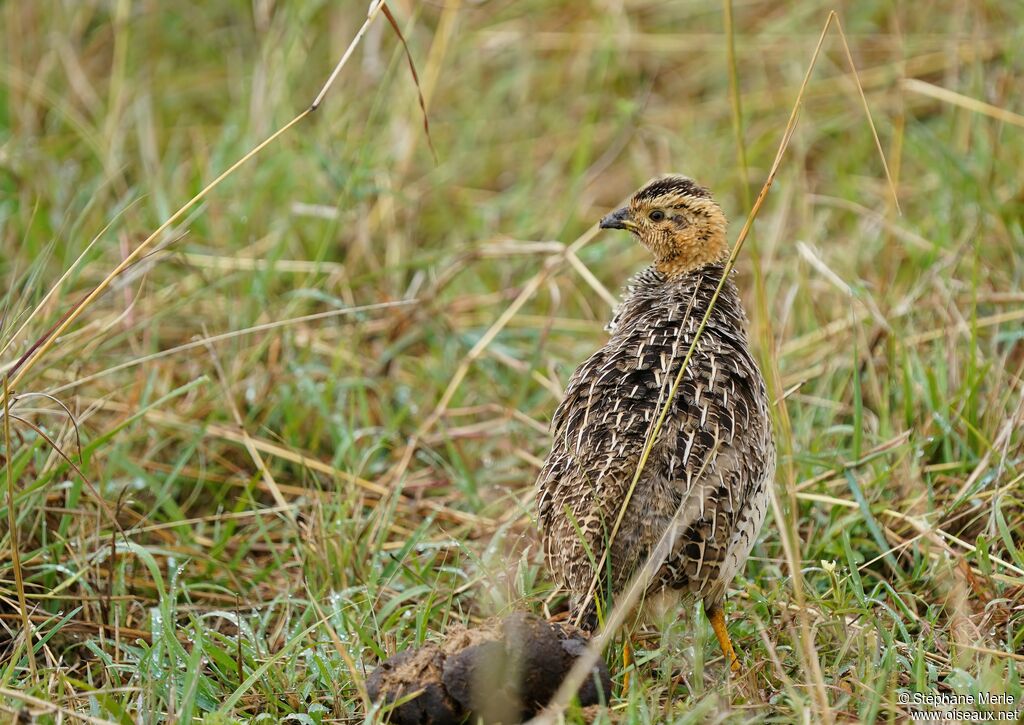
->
xmin=536 ymin=175 xmax=775 ymax=672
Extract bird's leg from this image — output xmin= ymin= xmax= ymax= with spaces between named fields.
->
xmin=706 ymin=605 xmax=741 ymax=674
xmin=622 ymin=635 xmax=634 ymax=692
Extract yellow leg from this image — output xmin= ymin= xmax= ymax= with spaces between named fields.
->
xmin=622 ymin=637 xmax=633 ymax=692
xmin=707 ymin=606 xmax=741 ymax=674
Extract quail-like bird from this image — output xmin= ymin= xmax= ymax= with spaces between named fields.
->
xmin=536 ymin=175 xmax=774 ymax=674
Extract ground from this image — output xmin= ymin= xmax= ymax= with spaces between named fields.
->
xmin=1 ymin=0 xmax=1022 ymax=722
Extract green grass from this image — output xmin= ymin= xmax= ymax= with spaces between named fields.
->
xmin=2 ymin=1 xmax=1024 ymax=722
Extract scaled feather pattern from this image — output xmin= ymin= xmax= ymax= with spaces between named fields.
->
xmin=536 ymin=176 xmax=775 ymax=633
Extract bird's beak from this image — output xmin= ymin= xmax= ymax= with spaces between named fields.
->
xmin=599 ymin=206 xmax=634 ymax=232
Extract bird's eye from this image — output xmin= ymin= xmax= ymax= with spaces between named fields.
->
xmin=649 ymin=210 xmax=665 ymax=222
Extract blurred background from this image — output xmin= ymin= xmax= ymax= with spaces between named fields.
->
xmin=1 ymin=0 xmax=1022 ymax=721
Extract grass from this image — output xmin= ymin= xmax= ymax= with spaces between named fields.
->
xmin=2 ymin=0 xmax=1023 ymax=722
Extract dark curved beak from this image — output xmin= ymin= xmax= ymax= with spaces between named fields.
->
xmin=599 ymin=206 xmax=633 ymax=231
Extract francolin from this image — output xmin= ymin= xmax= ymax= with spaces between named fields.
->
xmin=536 ymin=174 xmax=775 ymax=678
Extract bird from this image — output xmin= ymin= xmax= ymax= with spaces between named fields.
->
xmin=536 ymin=174 xmax=775 ymax=679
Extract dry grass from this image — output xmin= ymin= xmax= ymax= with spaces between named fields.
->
xmin=1 ymin=1 xmax=1023 ymax=722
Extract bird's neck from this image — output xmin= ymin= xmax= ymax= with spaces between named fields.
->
xmin=653 ymin=228 xmax=729 ymax=278
xmin=655 ymin=253 xmax=726 ymax=278
xmin=634 ymin=260 xmax=728 ymax=292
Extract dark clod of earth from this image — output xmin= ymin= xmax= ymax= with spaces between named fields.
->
xmin=367 ymin=612 xmax=612 ymax=724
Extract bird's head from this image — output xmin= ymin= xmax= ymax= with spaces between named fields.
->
xmin=599 ymin=174 xmax=728 ymax=277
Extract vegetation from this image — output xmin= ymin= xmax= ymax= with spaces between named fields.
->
xmin=1 ymin=0 xmax=1022 ymax=721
